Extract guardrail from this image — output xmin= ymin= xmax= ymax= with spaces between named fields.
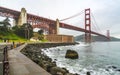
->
xmin=2 ymin=42 xmax=25 ymax=75
xmin=3 ymin=46 xmax=9 ymax=75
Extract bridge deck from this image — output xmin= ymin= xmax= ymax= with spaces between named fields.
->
xmin=0 ymin=6 xmax=108 ymax=39
xmin=8 ymin=43 xmax=51 ymax=75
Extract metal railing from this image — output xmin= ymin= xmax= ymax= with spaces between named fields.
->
xmin=3 ymin=46 xmax=9 ymax=75
xmin=1 ymin=42 xmax=25 ymax=75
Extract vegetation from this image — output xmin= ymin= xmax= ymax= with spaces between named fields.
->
xmin=38 ymin=29 xmax=44 ymax=34
xmin=38 ymin=29 xmax=44 ymax=40
xmin=0 ymin=18 xmax=46 ymax=42
xmin=0 ymin=17 xmax=11 ymax=33
xmin=13 ymin=23 xmax=33 ymax=39
xmin=0 ymin=17 xmax=12 ymax=40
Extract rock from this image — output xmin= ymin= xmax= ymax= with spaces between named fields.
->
xmin=33 ymin=58 xmax=40 ymax=64
xmin=65 ymin=49 xmax=79 ymax=59
xmin=46 ymin=65 xmax=52 ymax=72
xmin=111 ymin=66 xmax=117 ymax=69
xmin=105 ymin=68 xmax=109 ymax=71
xmin=116 ymin=69 xmax=120 ymax=72
xmin=54 ymin=59 xmax=57 ymax=61
xmin=57 ymin=72 xmax=63 ymax=75
xmin=62 ymin=68 xmax=69 ymax=73
xmin=66 ymin=73 xmax=74 ymax=75
xmin=51 ymin=61 xmax=57 ymax=67
xmin=21 ymin=43 xmax=79 ymax=75
xmin=74 ymin=73 xmax=79 ymax=75
xmin=108 ymin=65 xmax=117 ymax=69
xmin=41 ymin=60 xmax=48 ymax=70
xmin=50 ymin=67 xmax=67 ymax=75
xmin=86 ymin=71 xmax=91 ymax=75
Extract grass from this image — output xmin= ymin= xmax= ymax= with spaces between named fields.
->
xmin=0 ymin=31 xmax=48 ymax=43
xmin=0 ymin=31 xmax=26 ymax=43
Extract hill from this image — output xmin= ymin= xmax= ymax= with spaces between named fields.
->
xmin=75 ymin=34 xmax=120 ymax=42
xmin=0 ymin=30 xmax=25 ymax=42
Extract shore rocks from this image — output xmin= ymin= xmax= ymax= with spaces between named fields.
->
xmin=65 ymin=49 xmax=79 ymax=59
xmin=21 ymin=43 xmax=79 ymax=75
xmin=50 ymin=67 xmax=67 ymax=75
xmin=107 ymin=65 xmax=120 ymax=72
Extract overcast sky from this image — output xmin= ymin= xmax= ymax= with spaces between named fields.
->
xmin=0 ymin=0 xmax=120 ymax=38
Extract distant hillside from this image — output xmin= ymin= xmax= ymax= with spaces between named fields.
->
xmin=75 ymin=34 xmax=120 ymax=42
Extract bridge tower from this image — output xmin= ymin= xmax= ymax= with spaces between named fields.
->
xmin=17 ymin=8 xmax=27 ymax=26
xmin=85 ymin=8 xmax=91 ymax=43
xmin=49 ymin=19 xmax=59 ymax=34
xmin=56 ymin=18 xmax=59 ymax=34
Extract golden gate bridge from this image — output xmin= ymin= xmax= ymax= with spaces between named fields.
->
xmin=0 ymin=6 xmax=110 ymax=42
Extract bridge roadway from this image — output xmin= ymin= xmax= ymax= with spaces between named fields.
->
xmin=8 ymin=43 xmax=51 ymax=75
xmin=0 ymin=6 xmax=108 ymax=39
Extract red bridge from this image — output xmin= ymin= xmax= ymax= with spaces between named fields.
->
xmin=0 ymin=6 xmax=110 ymax=42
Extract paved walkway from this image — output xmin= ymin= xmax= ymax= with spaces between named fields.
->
xmin=8 ymin=43 xmax=51 ymax=75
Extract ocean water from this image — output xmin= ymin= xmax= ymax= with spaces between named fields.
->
xmin=42 ymin=42 xmax=120 ymax=75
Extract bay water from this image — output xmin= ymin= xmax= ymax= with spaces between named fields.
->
xmin=42 ymin=42 xmax=120 ymax=75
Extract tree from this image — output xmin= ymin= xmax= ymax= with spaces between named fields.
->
xmin=13 ymin=23 xmax=33 ymax=39
xmin=3 ymin=17 xmax=11 ymax=28
xmin=38 ymin=29 xmax=44 ymax=40
xmin=12 ymin=25 xmax=19 ymax=31
xmin=22 ymin=23 xmax=33 ymax=39
xmin=0 ymin=17 xmax=11 ymax=32
xmin=13 ymin=25 xmax=25 ymax=38
xmin=38 ymin=29 xmax=44 ymax=35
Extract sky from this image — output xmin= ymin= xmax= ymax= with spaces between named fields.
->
xmin=0 ymin=0 xmax=120 ymax=38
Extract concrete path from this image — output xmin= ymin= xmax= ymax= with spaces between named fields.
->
xmin=8 ymin=43 xmax=51 ymax=75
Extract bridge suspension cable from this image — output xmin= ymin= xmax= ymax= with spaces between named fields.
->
xmin=60 ymin=10 xmax=84 ymax=21
xmin=91 ymin=12 xmax=103 ymax=34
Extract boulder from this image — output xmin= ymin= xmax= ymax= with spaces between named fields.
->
xmin=108 ymin=65 xmax=117 ymax=69
xmin=65 ymin=49 xmax=78 ymax=59
xmin=86 ymin=71 xmax=91 ymax=75
xmin=116 ymin=69 xmax=120 ymax=72
xmin=50 ymin=67 xmax=67 ymax=75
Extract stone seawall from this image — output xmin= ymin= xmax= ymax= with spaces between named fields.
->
xmin=21 ymin=43 xmax=79 ymax=75
xmin=25 ymin=42 xmax=78 ymax=48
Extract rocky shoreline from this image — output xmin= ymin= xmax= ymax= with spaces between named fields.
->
xmin=21 ymin=43 xmax=79 ymax=75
